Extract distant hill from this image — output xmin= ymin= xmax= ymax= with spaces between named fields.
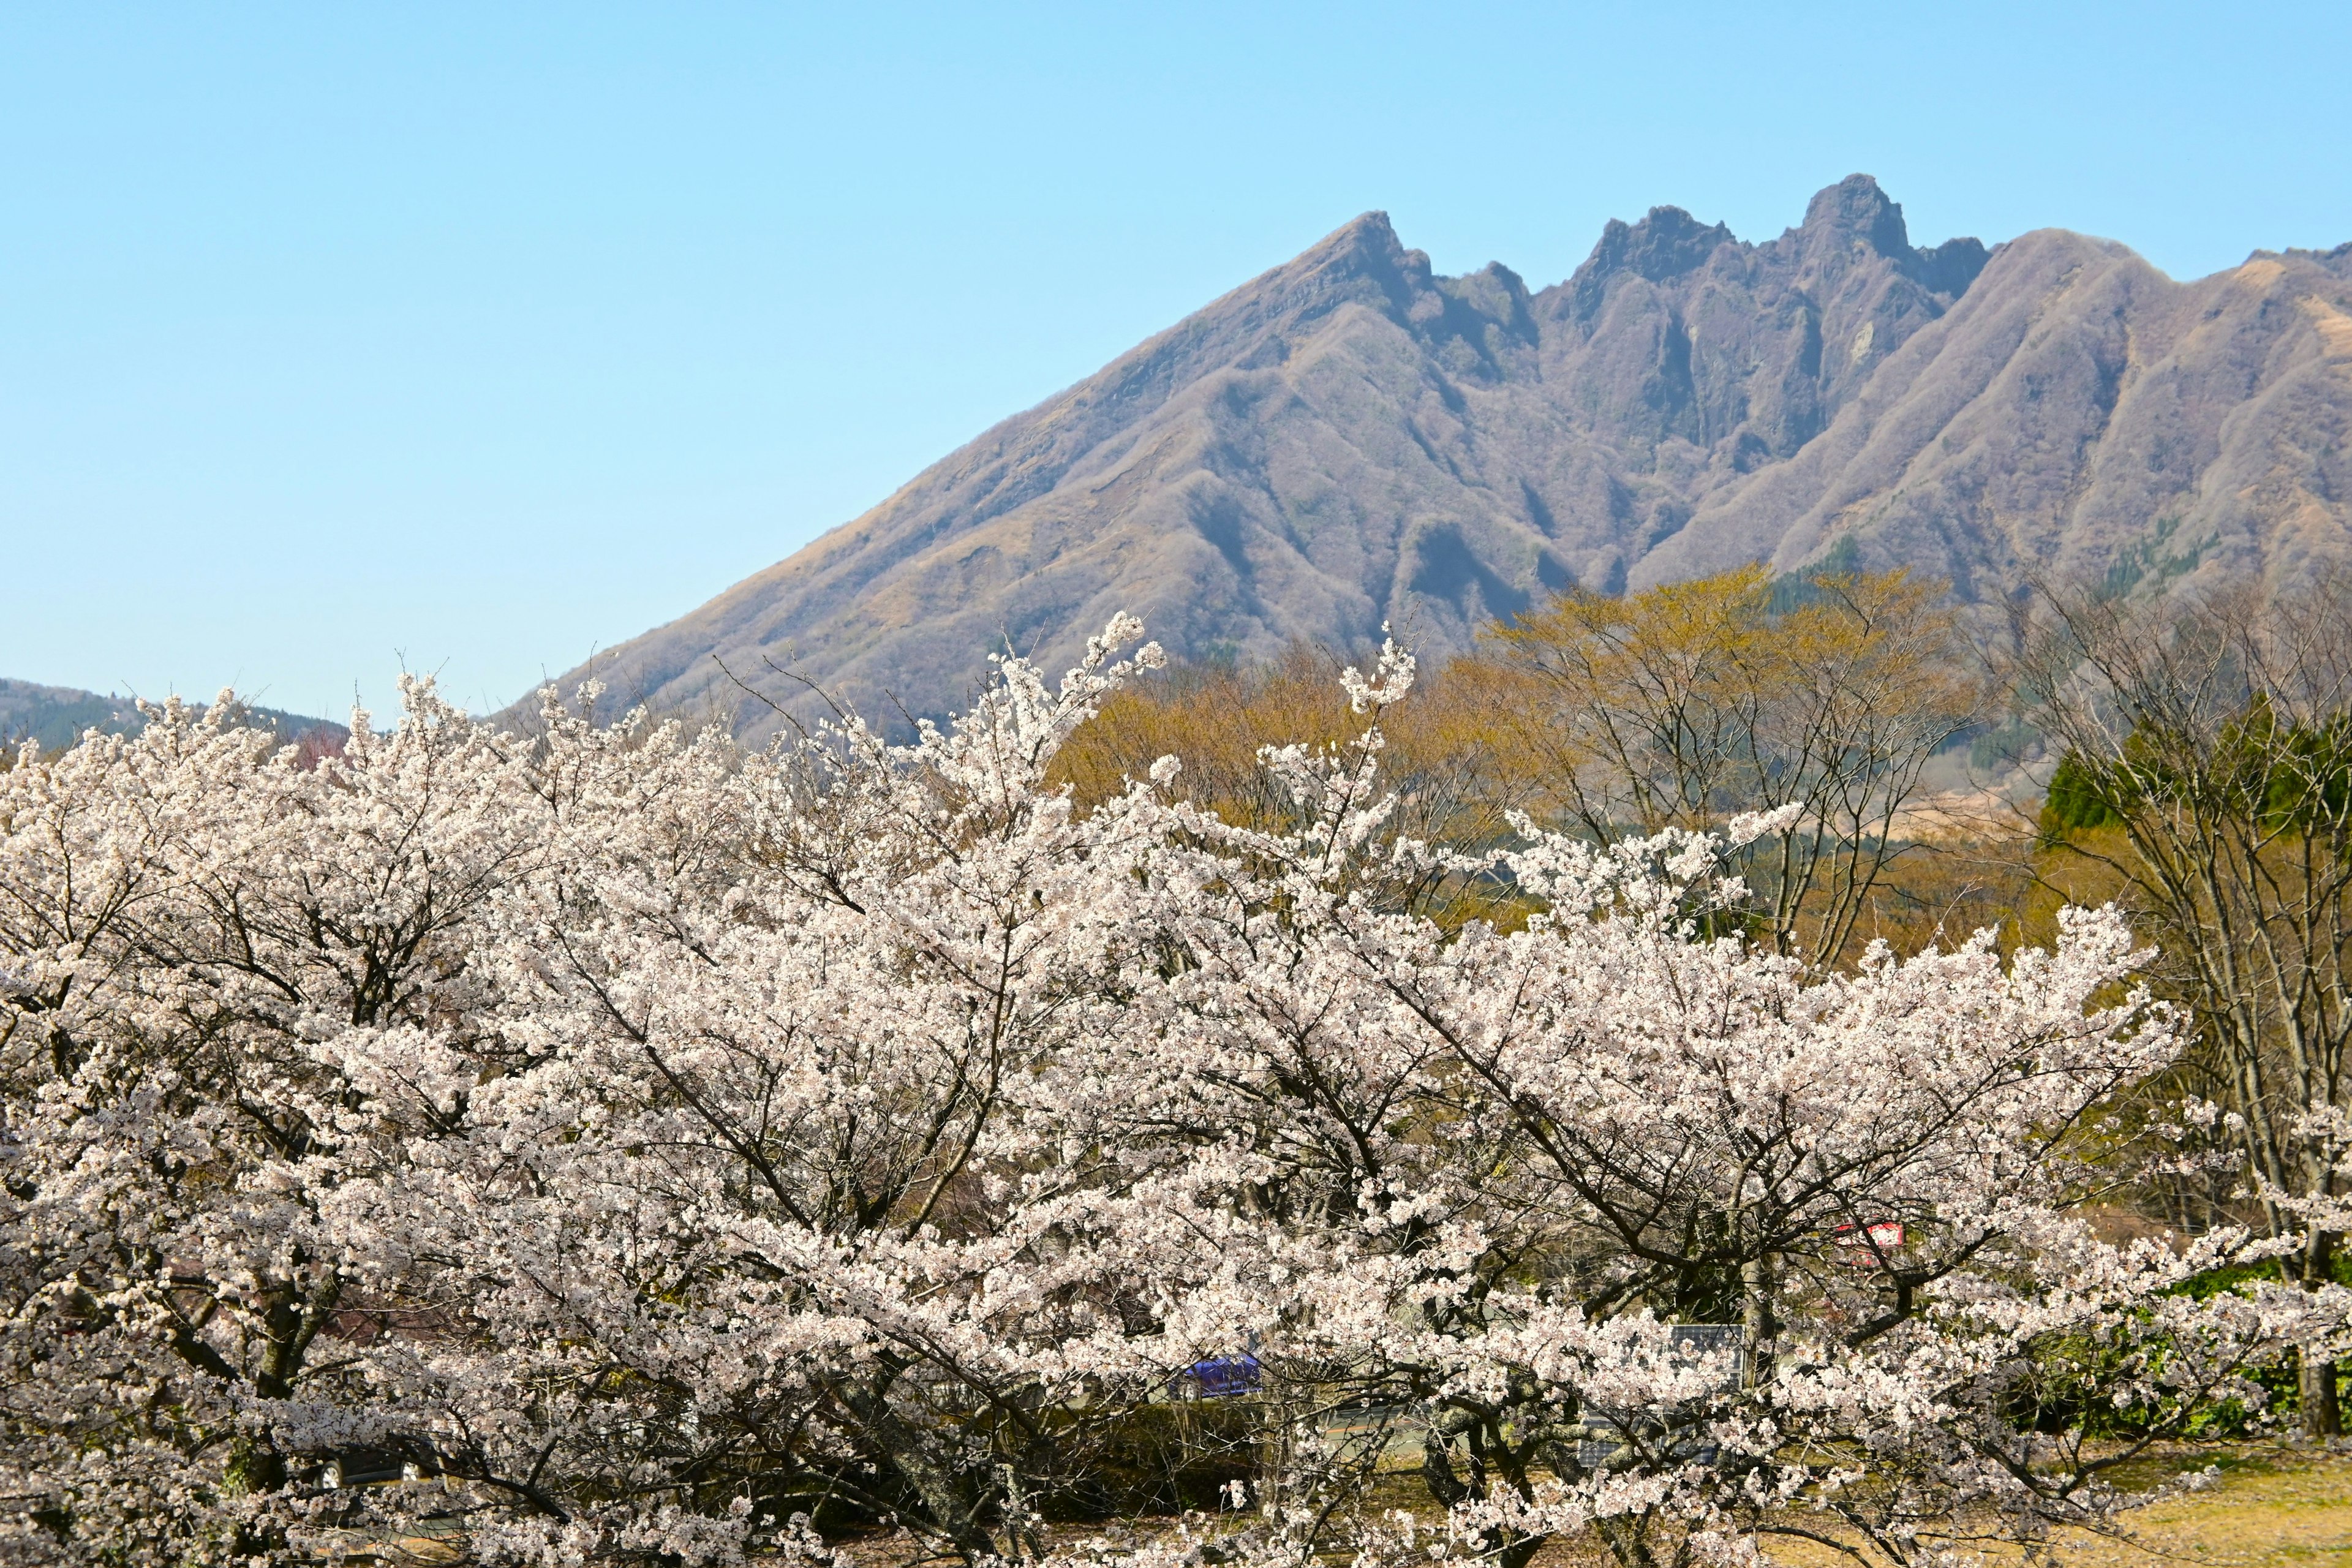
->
xmin=542 ymin=175 xmax=2352 ymax=733
xmin=0 ymin=677 xmax=346 ymax=755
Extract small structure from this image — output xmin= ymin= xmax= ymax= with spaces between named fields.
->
xmin=1834 ymin=1221 xmax=1908 ymax=1266
xmin=1575 ymin=1324 xmax=1745 ymax=1471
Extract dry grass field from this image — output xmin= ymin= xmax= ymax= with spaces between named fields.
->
xmin=1668 ymin=1446 xmax=2352 ymax=1568
xmin=2061 ymin=1447 xmax=2352 ymax=1568
xmin=1366 ymin=1446 xmax=2352 ymax=1568
xmin=328 ymin=1444 xmax=2352 ymax=1566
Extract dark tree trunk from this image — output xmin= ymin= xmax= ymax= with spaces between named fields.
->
xmin=2303 ymin=1352 xmax=2343 ymax=1439
xmin=2304 ymin=1234 xmax=2343 ymax=1439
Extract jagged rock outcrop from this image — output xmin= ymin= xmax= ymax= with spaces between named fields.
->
xmin=545 ymin=176 xmax=2352 ymax=733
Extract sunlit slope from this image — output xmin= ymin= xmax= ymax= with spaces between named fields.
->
xmin=544 ymin=176 xmax=2352 ymax=735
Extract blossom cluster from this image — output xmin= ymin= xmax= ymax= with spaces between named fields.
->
xmin=1 ymin=619 xmax=2338 ymax=1567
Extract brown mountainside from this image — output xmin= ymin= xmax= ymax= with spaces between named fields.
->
xmin=552 ymin=176 xmax=2352 ymax=731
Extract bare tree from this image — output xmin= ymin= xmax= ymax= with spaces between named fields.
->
xmin=1471 ymin=567 xmax=1986 ymax=963
xmin=2019 ymin=571 xmax=2352 ymax=1435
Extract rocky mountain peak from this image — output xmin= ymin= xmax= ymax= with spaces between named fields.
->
xmin=1560 ymin=176 xmax=1987 ymax=331
xmin=1300 ymin=209 xmax=1409 ymax=271
xmin=1563 ymin=205 xmax=1736 ymax=322
xmin=1798 ymin=173 xmax=1912 ymax=256
xmin=1781 ymin=174 xmax=1989 ymax=295
xmin=538 ymin=181 xmax=2351 ymax=737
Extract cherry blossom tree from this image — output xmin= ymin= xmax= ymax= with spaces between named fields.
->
xmin=2 ymin=620 xmax=2341 ymax=1568
xmin=1063 ymin=644 xmax=2344 ymax=1568
xmin=299 ymin=623 xmax=1213 ymax=1565
xmin=1 ymin=684 xmax=544 ymax=1561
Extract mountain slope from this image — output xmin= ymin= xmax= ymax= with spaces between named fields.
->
xmin=0 ymin=677 xmax=345 ymax=754
xmin=550 ymin=176 xmax=2352 ymax=733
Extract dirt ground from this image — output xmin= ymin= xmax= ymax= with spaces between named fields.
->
xmin=1638 ymin=1445 xmax=2352 ymax=1568
xmin=1359 ymin=1446 xmax=2352 ymax=1568
xmin=333 ymin=1444 xmax=2352 ymax=1566
xmin=2059 ymin=1446 xmax=2352 ymax=1568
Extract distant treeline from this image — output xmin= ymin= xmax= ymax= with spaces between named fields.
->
xmin=0 ymin=676 xmax=346 ymax=755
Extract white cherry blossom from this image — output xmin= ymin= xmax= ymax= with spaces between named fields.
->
xmin=0 ymin=625 xmax=2336 ymax=1568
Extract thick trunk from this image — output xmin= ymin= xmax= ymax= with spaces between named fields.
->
xmin=2302 ymin=1233 xmax=2343 ymax=1438
xmin=839 ymin=1378 xmax=998 ymax=1563
xmin=1740 ymin=1253 xmax=1774 ymax=1386
xmin=1594 ymin=1513 xmax=1664 ymax=1568
xmin=2302 ymin=1353 xmax=2343 ymax=1439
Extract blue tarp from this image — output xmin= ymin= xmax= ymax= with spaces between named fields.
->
xmin=1178 ymin=1355 xmax=1262 ymax=1398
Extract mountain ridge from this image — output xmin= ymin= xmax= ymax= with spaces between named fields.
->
xmin=0 ymin=677 xmax=346 ymax=755
xmin=545 ymin=176 xmax=2352 ymax=734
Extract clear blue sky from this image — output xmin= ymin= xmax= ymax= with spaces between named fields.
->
xmin=6 ymin=2 xmax=2348 ymax=720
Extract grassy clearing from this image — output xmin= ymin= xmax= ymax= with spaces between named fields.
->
xmin=336 ymin=1444 xmax=2352 ymax=1565
xmin=2064 ymin=1446 xmax=2352 ymax=1568
xmin=1686 ymin=1446 xmax=2352 ymax=1568
xmin=1374 ymin=1446 xmax=2352 ymax=1568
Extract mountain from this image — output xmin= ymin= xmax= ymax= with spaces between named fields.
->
xmin=0 ymin=677 xmax=345 ymax=755
xmin=547 ymin=176 xmax=2352 ymax=733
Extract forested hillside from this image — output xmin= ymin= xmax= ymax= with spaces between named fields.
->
xmin=0 ymin=676 xmax=344 ymax=752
